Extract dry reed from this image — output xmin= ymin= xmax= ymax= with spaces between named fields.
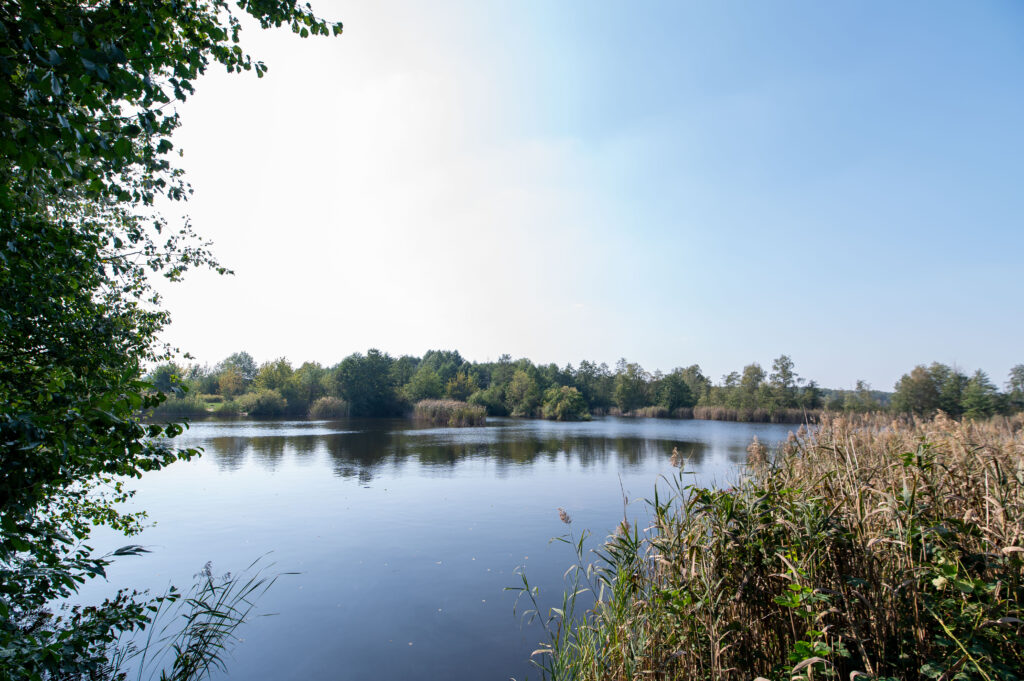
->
xmin=520 ymin=413 xmax=1024 ymax=680
xmin=412 ymin=399 xmax=487 ymax=427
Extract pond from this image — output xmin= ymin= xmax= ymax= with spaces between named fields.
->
xmin=81 ymin=416 xmax=796 ymax=681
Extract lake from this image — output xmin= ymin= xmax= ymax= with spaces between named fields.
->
xmin=81 ymin=416 xmax=795 ymax=681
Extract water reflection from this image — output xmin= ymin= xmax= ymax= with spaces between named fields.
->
xmin=113 ymin=415 xmax=797 ymax=681
xmin=206 ymin=436 xmax=250 ymax=471
xmin=184 ymin=417 xmax=788 ymax=481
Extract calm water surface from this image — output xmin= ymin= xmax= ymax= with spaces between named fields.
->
xmin=82 ymin=417 xmax=794 ymax=681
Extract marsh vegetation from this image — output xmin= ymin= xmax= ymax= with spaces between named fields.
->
xmin=519 ymin=413 xmax=1024 ymax=680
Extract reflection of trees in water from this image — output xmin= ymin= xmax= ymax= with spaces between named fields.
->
xmin=323 ymin=429 xmax=394 ymax=482
xmin=204 ymin=424 xmax=713 ymax=478
xmin=205 ymin=433 xmax=326 ymax=471
xmin=285 ymin=434 xmax=321 ymax=458
xmin=205 ymin=436 xmax=249 ymax=471
xmin=201 ymin=419 xmax=727 ymax=479
xmin=248 ymin=436 xmax=286 ymax=470
xmin=391 ymin=433 xmax=709 ymax=471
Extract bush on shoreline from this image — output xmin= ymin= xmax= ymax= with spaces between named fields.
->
xmin=413 ymin=399 xmax=487 ymax=427
xmin=236 ymin=389 xmax=287 ymax=418
xmin=147 ymin=392 xmax=210 ymax=420
xmin=309 ymin=396 xmax=350 ymax=419
xmin=523 ymin=413 xmax=1024 ymax=680
xmin=542 ymin=386 xmax=591 ymax=421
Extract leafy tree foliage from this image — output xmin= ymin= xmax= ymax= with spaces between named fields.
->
xmin=218 ymin=365 xmax=245 ymax=398
xmin=390 ymin=355 xmax=420 ymax=388
xmin=404 ymin=366 xmax=444 ymax=403
xmin=613 ymin=360 xmax=649 ymax=413
xmin=542 ymin=386 xmax=590 ymax=421
xmin=506 ymin=369 xmax=542 ymax=417
xmin=573 ymin=359 xmax=614 ymax=411
xmin=677 ymin=364 xmax=711 ymax=404
xmin=769 ymin=354 xmax=798 ymax=407
xmin=445 ymin=371 xmax=478 ymax=402
xmin=331 ymin=350 xmax=402 ymax=417
xmin=0 ymin=1 xmax=341 ymax=676
xmin=1006 ymin=364 xmax=1024 ymax=411
xmin=165 ymin=349 xmax=1022 ymax=426
xmin=892 ymin=362 xmax=1015 ymax=418
xmin=253 ymin=357 xmax=293 ymax=392
xmin=468 ymin=384 xmax=507 ymax=416
xmin=418 ymin=349 xmax=465 ymax=386
xmin=962 ymin=370 xmax=1000 ymax=420
xmin=220 ymin=351 xmax=259 ymax=385
xmin=657 ymin=369 xmax=696 ymax=412
xmin=840 ymin=380 xmax=882 ymax=413
xmin=892 ymin=365 xmax=942 ymax=415
xmin=736 ymin=363 xmax=767 ymax=409
xmin=148 ymin=362 xmax=183 ymax=393
xmin=237 ymin=388 xmax=287 ymax=418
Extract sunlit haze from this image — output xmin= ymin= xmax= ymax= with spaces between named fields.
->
xmin=157 ymin=1 xmax=1024 ymax=390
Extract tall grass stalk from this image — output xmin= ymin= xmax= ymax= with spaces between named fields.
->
xmin=120 ymin=557 xmax=285 ymax=681
xmin=526 ymin=413 xmax=1024 ymax=680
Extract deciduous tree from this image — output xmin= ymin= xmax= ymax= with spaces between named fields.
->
xmin=0 ymin=1 xmax=341 ymax=676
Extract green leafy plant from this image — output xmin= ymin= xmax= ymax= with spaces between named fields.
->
xmin=0 ymin=1 xmax=341 ymax=677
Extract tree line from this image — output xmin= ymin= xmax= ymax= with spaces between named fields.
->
xmin=149 ymin=351 xmax=1024 ymax=422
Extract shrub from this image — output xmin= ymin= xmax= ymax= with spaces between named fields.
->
xmin=542 ymin=386 xmax=591 ymax=421
xmin=413 ymin=399 xmax=486 ymax=427
xmin=469 ymin=385 xmax=508 ymax=416
xmin=236 ymin=389 xmax=287 ymax=418
xmin=214 ymin=400 xmax=243 ymax=418
xmin=308 ymin=396 xmax=349 ymax=419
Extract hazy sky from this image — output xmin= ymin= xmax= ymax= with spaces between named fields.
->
xmin=158 ymin=1 xmax=1024 ymax=390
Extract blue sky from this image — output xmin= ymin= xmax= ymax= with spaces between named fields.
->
xmin=160 ymin=1 xmax=1024 ymax=389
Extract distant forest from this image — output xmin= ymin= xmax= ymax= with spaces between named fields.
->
xmin=148 ymin=351 xmax=1024 ymax=423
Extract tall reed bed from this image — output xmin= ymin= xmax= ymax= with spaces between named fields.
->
xmin=610 ymin=406 xmax=820 ymax=424
xmin=692 ymin=406 xmax=822 ymax=424
xmin=519 ymin=414 xmax=1023 ymax=680
xmin=146 ymin=393 xmax=210 ymax=420
xmin=413 ymin=399 xmax=487 ymax=427
xmin=308 ymin=396 xmax=349 ymax=419
xmin=633 ymin=406 xmax=671 ymax=418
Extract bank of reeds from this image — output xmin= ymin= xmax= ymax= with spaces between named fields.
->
xmin=607 ymin=406 xmax=819 ymax=423
xmin=520 ymin=413 xmax=1024 ymax=680
xmin=308 ymin=396 xmax=350 ymax=419
xmin=413 ymin=399 xmax=487 ymax=427
xmin=692 ymin=405 xmax=822 ymax=424
xmin=632 ymin=406 xmax=671 ymax=419
xmin=147 ymin=393 xmax=210 ymax=420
